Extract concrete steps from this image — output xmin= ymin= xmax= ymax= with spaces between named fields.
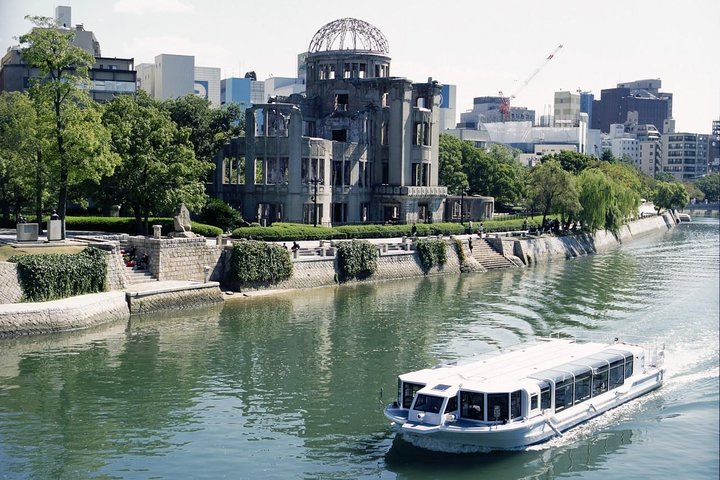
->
xmin=124 ymin=266 xmax=156 ymax=285
xmin=471 ymin=239 xmax=521 ymax=270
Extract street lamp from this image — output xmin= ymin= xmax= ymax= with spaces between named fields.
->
xmin=460 ymin=187 xmax=468 ymax=225
xmin=310 ymin=177 xmax=320 ymax=227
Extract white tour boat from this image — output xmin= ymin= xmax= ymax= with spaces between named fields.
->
xmin=384 ymin=337 xmax=664 ymax=450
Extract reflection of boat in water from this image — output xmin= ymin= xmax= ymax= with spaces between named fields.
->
xmin=677 ymin=213 xmax=692 ymax=222
xmin=383 ymin=337 xmax=664 ymax=451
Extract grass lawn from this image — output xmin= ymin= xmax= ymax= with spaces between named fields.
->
xmin=0 ymin=244 xmax=86 ymax=262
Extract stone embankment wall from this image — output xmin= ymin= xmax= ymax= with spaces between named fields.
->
xmin=126 ymin=236 xmax=225 ymax=282
xmin=0 ymin=291 xmax=129 ymax=337
xmin=510 ymin=212 xmax=676 ymax=264
xmin=127 ymin=283 xmax=223 ymax=315
xmin=273 ymin=241 xmax=465 ymax=290
xmin=0 ymin=246 xmax=125 ymax=305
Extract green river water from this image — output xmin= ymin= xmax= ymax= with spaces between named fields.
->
xmin=0 ymin=218 xmax=718 ymax=479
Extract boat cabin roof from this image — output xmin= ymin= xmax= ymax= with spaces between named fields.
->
xmin=399 ymin=338 xmax=642 ymax=394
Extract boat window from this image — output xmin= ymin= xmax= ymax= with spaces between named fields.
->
xmin=530 ymin=394 xmax=538 ymax=410
xmin=402 ymin=382 xmax=424 ymax=409
xmin=625 ymin=354 xmax=634 ymax=378
xmin=460 ymin=391 xmax=484 ymax=421
xmin=592 ymin=366 xmax=609 ymax=397
xmin=574 ymin=372 xmax=591 ymax=403
xmin=413 ymin=394 xmax=444 ymax=413
xmin=609 ymin=363 xmax=625 ymax=389
xmin=540 ymin=386 xmax=551 ymax=409
xmin=487 ymin=393 xmax=509 ymax=422
xmin=511 ymin=391 xmax=522 ymax=419
xmin=555 ymin=380 xmax=574 ymax=412
xmin=445 ymin=395 xmax=458 ymax=413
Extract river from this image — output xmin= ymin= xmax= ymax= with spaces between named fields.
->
xmin=0 ymin=218 xmax=717 ymax=479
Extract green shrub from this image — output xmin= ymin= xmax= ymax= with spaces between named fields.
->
xmin=199 ymin=199 xmax=242 ymax=232
xmin=415 ymin=239 xmax=447 ymax=273
xmin=229 ymin=240 xmax=293 ymax=286
xmin=454 ymin=238 xmax=466 ymax=263
xmin=336 ymin=239 xmax=378 ymax=281
xmin=10 ymin=247 xmax=108 ymax=302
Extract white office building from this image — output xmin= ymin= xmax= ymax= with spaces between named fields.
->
xmin=137 ymin=54 xmax=221 ymax=105
xmin=194 ymin=66 xmax=221 ymax=105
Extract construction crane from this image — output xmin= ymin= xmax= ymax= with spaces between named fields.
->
xmin=499 ymin=44 xmax=563 ymax=121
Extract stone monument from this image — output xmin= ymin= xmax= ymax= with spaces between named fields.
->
xmin=169 ymin=203 xmax=195 ymax=238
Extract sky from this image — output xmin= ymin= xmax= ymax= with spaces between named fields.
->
xmin=1 ymin=0 xmax=719 ymax=134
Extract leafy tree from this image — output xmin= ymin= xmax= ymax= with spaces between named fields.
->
xmin=0 ymin=92 xmax=40 ymax=222
xmin=653 ymin=182 xmax=690 ymax=213
xmin=683 ymin=181 xmax=704 ymax=202
xmin=577 ymin=168 xmax=639 ymax=233
xmin=544 ymin=150 xmax=596 ymax=174
xmin=654 ymin=171 xmax=675 ymax=183
xmin=601 ymin=149 xmax=615 ymax=162
xmin=474 ymin=144 xmax=526 ymax=205
xmin=438 ymin=134 xmax=469 ymax=195
xmin=20 ymin=16 xmax=119 ymax=237
xmin=162 ymin=95 xmax=244 ymax=166
xmin=101 ymin=92 xmax=210 ymax=234
xmin=527 ymin=159 xmax=580 ymax=224
xmin=439 ymin=136 xmax=525 ymax=205
xmin=199 ymin=198 xmax=242 ymax=232
xmin=695 ymin=173 xmax=720 ymax=202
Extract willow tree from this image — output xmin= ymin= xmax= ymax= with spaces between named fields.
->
xmin=578 ymin=167 xmax=640 ymax=233
xmin=20 ymin=16 xmax=118 ymax=237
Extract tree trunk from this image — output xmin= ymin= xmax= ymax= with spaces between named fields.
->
xmin=134 ymin=207 xmax=143 ymax=235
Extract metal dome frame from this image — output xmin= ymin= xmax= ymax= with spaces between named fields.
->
xmin=308 ymin=18 xmax=389 ymax=54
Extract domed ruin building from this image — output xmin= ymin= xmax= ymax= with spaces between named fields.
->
xmin=211 ymin=18 xmax=448 ymax=226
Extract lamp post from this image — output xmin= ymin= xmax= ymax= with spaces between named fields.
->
xmin=460 ymin=188 xmax=465 ymax=225
xmin=310 ymin=177 xmax=320 ymax=227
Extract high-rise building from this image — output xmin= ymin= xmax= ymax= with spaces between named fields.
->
xmin=137 ymin=54 xmax=221 ymax=105
xmin=710 ymin=120 xmax=720 ymax=174
xmin=0 ymin=6 xmax=135 ymax=102
xmin=553 ymin=91 xmax=581 ymax=127
xmin=592 ymin=79 xmax=672 ymax=134
xmin=221 ymin=74 xmax=265 ymax=110
xmin=194 ymin=66 xmax=221 ymax=105
xmin=661 ymin=132 xmax=709 ymax=180
xmin=579 ymin=91 xmax=594 ymax=127
xmin=438 ymin=84 xmax=457 ymax=131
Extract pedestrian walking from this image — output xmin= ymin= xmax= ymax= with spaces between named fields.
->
xmin=468 ymin=237 xmax=473 ymax=253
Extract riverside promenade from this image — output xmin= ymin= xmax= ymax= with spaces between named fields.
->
xmin=0 ymin=211 xmax=679 ymax=337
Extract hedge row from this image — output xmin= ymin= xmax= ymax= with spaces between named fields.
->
xmin=62 ymin=216 xmax=223 ymax=237
xmin=229 ymin=218 xmax=553 ymax=242
xmin=10 ymin=247 xmax=107 ymax=302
